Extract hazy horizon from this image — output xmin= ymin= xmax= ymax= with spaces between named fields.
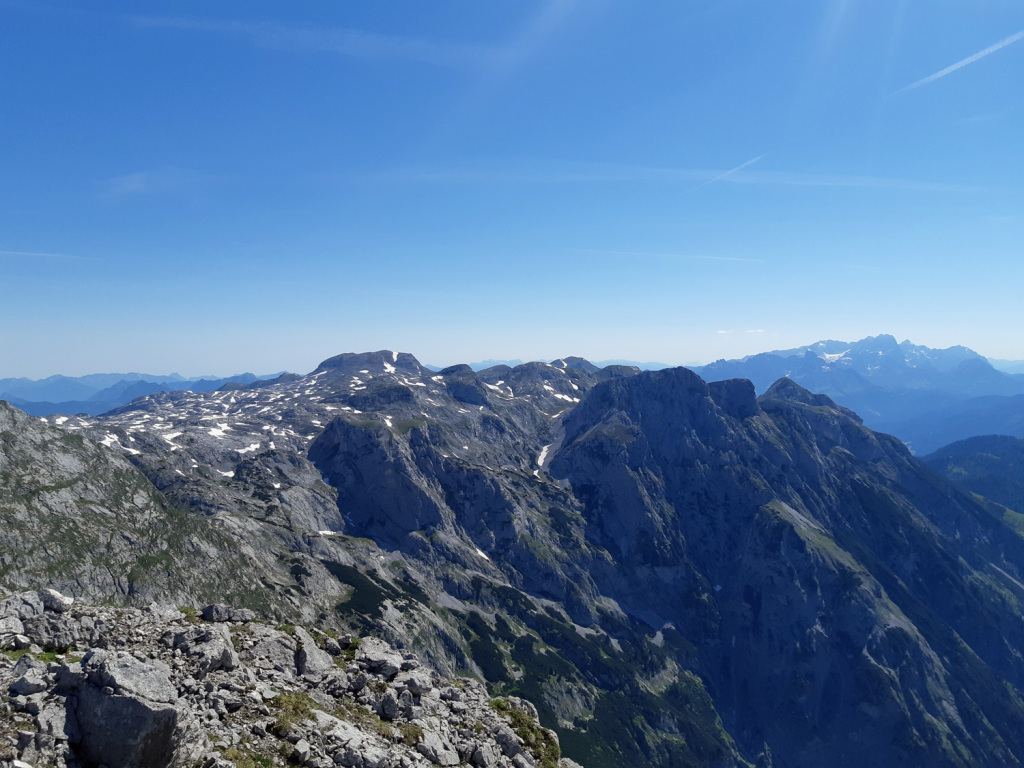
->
xmin=4 ymin=332 xmax=1024 ymax=382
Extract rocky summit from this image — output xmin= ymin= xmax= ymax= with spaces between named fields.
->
xmin=0 ymin=588 xmax=570 ymax=768
xmin=5 ymin=350 xmax=1024 ymax=767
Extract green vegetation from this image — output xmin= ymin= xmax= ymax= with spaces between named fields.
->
xmin=490 ymin=698 xmax=561 ymax=768
xmin=320 ymin=560 xmax=428 ymax=631
xmin=464 ymin=611 xmax=511 ymax=684
xmin=269 ymin=691 xmax=317 ymax=736
xmin=221 ymin=747 xmax=274 ymax=768
xmin=230 ymin=624 xmax=254 ymax=651
xmin=2 ymin=648 xmax=73 ymax=664
xmin=397 ymin=722 xmax=424 ymax=747
xmin=333 ymin=699 xmax=421 ymax=745
xmin=178 ymin=606 xmax=199 ymax=623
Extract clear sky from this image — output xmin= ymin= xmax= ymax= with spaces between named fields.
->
xmin=2 ymin=1 xmax=1023 ymax=377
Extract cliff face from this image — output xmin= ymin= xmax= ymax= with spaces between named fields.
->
xmin=552 ymin=370 xmax=1024 ymax=767
xmin=8 ymin=354 xmax=1024 ymax=767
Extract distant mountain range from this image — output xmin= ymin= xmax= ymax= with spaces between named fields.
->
xmin=990 ymin=359 xmax=1024 ymax=375
xmin=427 ymin=359 xmax=673 ymax=372
xmin=692 ymin=335 xmax=1024 ymax=453
xmin=0 ymin=371 xmax=284 ymax=417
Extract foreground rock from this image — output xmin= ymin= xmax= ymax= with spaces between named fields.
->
xmin=0 ymin=590 xmax=571 ymax=768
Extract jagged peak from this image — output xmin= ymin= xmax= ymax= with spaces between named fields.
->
xmin=760 ymin=377 xmax=836 ymax=407
xmin=759 ymin=378 xmax=863 ymax=422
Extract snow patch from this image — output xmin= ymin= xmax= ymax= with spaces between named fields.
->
xmin=820 ymin=350 xmax=850 ymax=363
xmin=537 ymin=444 xmax=551 ymax=468
xmin=218 ymin=470 xmax=235 ymax=478
xmin=475 ymin=547 xmax=490 ymax=561
xmin=236 ymin=443 xmax=261 ymax=454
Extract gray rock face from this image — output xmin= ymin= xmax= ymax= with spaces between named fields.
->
xmin=74 ymin=683 xmax=180 ymax=768
xmin=201 ymin=604 xmax=256 ymax=623
xmin=9 ymin=654 xmax=49 ymax=696
xmin=81 ymin=650 xmax=178 ymax=703
xmin=167 ymin=623 xmax=238 ymax=676
xmin=0 ymin=593 xmax=563 ymax=768
xmin=294 ymin=626 xmax=334 ymax=678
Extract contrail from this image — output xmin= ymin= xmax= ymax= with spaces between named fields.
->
xmin=896 ymin=29 xmax=1024 ymax=93
xmin=687 ymin=154 xmax=765 ymax=193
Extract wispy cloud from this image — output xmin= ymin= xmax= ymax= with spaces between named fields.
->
xmin=896 ymin=29 xmax=1024 ymax=94
xmin=135 ymin=0 xmax=581 ymax=74
xmin=579 ymin=249 xmax=762 ymax=264
xmin=135 ymin=16 xmax=494 ymax=67
xmin=687 ymin=154 xmax=766 ymax=193
xmin=101 ymin=167 xmax=213 ymax=198
xmin=734 ymin=170 xmax=965 ymax=192
xmin=361 ymin=160 xmax=967 ymax=193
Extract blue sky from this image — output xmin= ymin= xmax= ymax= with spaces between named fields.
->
xmin=2 ymin=1 xmax=1023 ymax=377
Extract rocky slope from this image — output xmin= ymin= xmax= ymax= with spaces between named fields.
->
xmin=924 ymin=435 xmax=1024 ymax=524
xmin=8 ymin=350 xmax=1024 ymax=766
xmin=0 ymin=588 xmax=575 ymax=768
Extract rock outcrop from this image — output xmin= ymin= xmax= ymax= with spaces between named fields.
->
xmin=0 ymin=590 xmax=569 ymax=768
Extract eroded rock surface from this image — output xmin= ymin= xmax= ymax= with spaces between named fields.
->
xmin=0 ymin=590 xmax=568 ymax=768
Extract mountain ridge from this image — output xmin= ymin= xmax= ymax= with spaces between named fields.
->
xmin=7 ymin=348 xmax=1024 ymax=766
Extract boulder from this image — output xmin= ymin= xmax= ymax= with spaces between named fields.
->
xmin=354 ymin=637 xmax=403 ymax=679
xmin=22 ymin=612 xmax=84 ymax=651
xmin=251 ymin=630 xmax=298 ymax=676
xmin=74 ymin=684 xmax=180 ymax=768
xmin=295 ymin=626 xmax=335 ymax=678
xmin=81 ymin=650 xmax=177 ymax=704
xmin=9 ymin=655 xmax=49 ymax=697
xmin=417 ymin=728 xmax=461 ymax=766
xmin=72 ymin=650 xmax=183 ymax=768
xmin=40 ymin=588 xmax=74 ymax=613
xmin=200 ymin=603 xmax=256 ymax=623
xmin=168 ymin=624 xmax=238 ymax=675
xmin=0 ymin=615 xmax=25 ymax=637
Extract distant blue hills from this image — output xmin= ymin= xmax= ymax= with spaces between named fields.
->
xmin=0 ymin=371 xmax=283 ymax=417
xmin=692 ymin=334 xmax=1024 ymax=453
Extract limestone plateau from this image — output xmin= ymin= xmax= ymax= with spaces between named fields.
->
xmin=5 ymin=350 xmax=1024 ymax=767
